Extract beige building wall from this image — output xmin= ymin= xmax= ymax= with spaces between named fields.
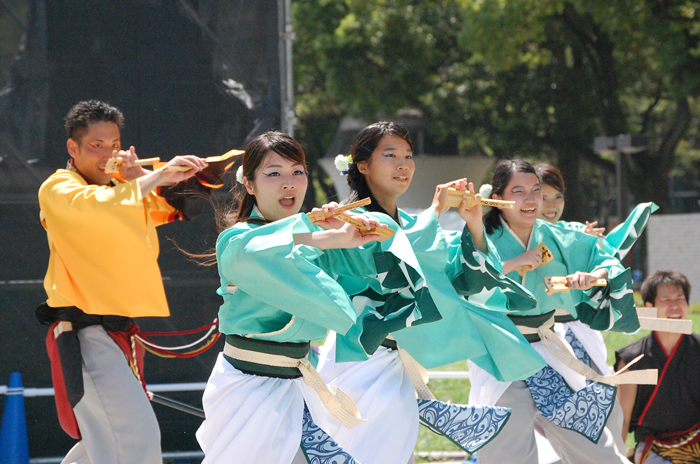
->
xmin=648 ymin=213 xmax=700 ymax=304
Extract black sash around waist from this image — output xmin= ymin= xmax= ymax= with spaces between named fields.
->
xmin=555 ymin=313 xmax=577 ymax=323
xmin=380 ymin=338 xmax=398 ymax=350
xmin=508 ymin=310 xmax=556 ymax=343
xmin=223 ymin=334 xmax=310 ymax=379
xmin=36 ymin=302 xmax=133 ymax=332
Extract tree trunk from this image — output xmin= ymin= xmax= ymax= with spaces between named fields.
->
xmin=628 ymin=97 xmax=691 ymax=211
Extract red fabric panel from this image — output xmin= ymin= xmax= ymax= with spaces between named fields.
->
xmin=45 ymin=322 xmax=81 ymax=439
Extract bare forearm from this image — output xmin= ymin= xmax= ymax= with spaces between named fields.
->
xmin=591 ymin=268 xmax=608 ymax=280
xmin=294 ymin=230 xmax=344 ymax=250
xmin=502 ymin=259 xmax=519 ymax=275
xmin=136 ymin=169 xmax=169 ymax=197
xmin=467 ymin=223 xmax=488 ymax=254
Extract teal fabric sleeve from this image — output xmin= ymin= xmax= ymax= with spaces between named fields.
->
xmin=604 ymin=202 xmax=658 ymax=260
xmin=216 ymin=213 xmax=357 ymax=337
xmin=317 ymin=210 xmax=442 ymax=362
xmin=390 ymin=209 xmax=546 ymax=381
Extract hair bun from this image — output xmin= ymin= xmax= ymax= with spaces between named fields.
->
xmin=479 ymin=184 xmax=493 ymax=198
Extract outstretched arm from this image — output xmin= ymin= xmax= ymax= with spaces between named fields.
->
xmin=136 ymin=156 xmax=207 ymax=196
xmin=567 ymin=268 xmax=608 ymax=290
xmin=294 ymin=218 xmax=382 ymax=249
xmin=113 ymin=147 xmax=207 ymax=195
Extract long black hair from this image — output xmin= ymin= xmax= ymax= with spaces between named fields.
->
xmin=345 ymin=121 xmax=412 ymax=221
xmin=483 ymin=159 xmax=539 ymax=235
xmin=190 ymin=132 xmax=307 ymax=266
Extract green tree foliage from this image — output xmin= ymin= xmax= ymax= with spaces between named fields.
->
xmin=293 ymin=0 xmax=700 ymax=218
xmin=458 ymin=0 xmax=700 ymax=217
xmin=293 ymin=0 xmax=472 ymax=202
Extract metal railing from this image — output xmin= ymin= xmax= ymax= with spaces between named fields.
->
xmin=2 ymin=371 xmax=470 ymax=463
xmin=0 ymin=371 xmax=469 ymax=398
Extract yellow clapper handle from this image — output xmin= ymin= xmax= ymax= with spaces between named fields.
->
xmin=153 ymin=149 xmax=245 ymax=172
xmin=445 ymin=188 xmax=515 ymax=210
xmin=305 ymin=198 xmax=395 ymax=242
xmin=104 ymin=157 xmax=161 ymax=174
xmin=544 ymin=276 xmax=607 ymax=295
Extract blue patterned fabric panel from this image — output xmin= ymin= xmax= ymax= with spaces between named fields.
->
xmin=564 ymin=327 xmax=593 ymax=386
xmin=524 ymin=366 xmax=616 ymax=443
xmin=301 ymin=406 xmax=359 ymax=464
xmin=417 ymin=399 xmax=511 ymax=453
xmin=564 ymin=327 xmax=591 ymax=367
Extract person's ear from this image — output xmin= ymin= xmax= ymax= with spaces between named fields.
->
xmin=67 ymin=138 xmax=79 ymax=159
xmin=357 ymin=161 xmax=369 ymax=175
xmin=243 ymin=177 xmax=255 ymax=196
xmin=645 ymin=301 xmax=654 ymax=308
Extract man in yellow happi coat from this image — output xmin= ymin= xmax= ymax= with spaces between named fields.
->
xmin=37 ymin=100 xmax=207 ymax=464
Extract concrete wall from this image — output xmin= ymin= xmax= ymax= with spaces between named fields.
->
xmin=648 ymin=213 xmax=700 ymax=304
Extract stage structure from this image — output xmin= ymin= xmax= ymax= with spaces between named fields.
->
xmin=0 ymin=0 xmax=295 ymax=458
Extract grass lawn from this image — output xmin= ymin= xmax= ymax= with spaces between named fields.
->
xmin=414 ymin=302 xmax=700 ymax=460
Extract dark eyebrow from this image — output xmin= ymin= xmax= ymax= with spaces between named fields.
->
xmin=263 ymin=163 xmax=303 ymax=169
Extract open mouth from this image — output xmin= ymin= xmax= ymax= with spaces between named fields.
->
xmin=542 ymin=211 xmax=558 ymax=219
xmin=667 ymin=314 xmax=683 ymax=319
xmin=279 ymin=196 xmax=295 ymax=208
xmin=521 ymin=207 xmax=536 ymax=213
xmin=394 ymin=175 xmax=409 ymax=181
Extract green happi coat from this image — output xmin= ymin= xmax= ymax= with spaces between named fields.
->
xmin=488 ymin=218 xmax=639 ymax=334
xmin=333 ymin=207 xmax=547 ymax=382
xmin=556 ymin=202 xmax=658 ymax=261
xmin=216 ymin=210 xmax=438 ymax=345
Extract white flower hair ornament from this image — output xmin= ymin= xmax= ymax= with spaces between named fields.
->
xmin=334 ymin=154 xmax=353 ymax=175
xmin=479 ymin=184 xmax=493 ymax=199
xmin=236 ymin=165 xmax=245 ymax=185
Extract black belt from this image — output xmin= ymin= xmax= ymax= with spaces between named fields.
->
xmin=380 ymin=338 xmax=398 ymax=350
xmin=555 ymin=313 xmax=577 ymax=323
xmin=223 ymin=334 xmax=309 ymax=379
xmin=509 ymin=310 xmax=556 ymax=343
xmin=36 ymin=302 xmax=134 ymax=332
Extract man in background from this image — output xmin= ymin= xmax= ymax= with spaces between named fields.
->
xmin=616 ymin=270 xmax=700 ymax=463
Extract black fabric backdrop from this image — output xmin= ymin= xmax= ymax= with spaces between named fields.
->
xmin=0 ymin=0 xmax=282 ymax=457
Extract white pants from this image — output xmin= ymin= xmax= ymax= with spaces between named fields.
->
xmin=66 ymin=326 xmax=161 ymax=464
xmin=315 ymin=332 xmax=418 ymax=464
xmin=197 ymin=352 xmax=335 ymax=464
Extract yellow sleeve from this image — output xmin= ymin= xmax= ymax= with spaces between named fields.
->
xmin=111 ymin=172 xmax=179 ymax=227
xmin=145 ymin=191 xmax=180 ymax=226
